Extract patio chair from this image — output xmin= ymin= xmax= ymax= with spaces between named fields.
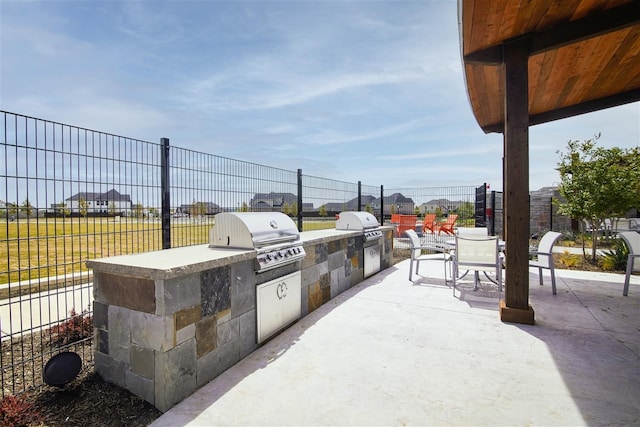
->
xmin=457 ymin=227 xmax=488 ymax=237
xmin=398 ymin=215 xmax=417 ymax=237
xmin=422 ymin=213 xmax=437 ymax=234
xmin=619 ymin=231 xmax=640 ymax=296
xmin=529 ymin=231 xmax=561 ymax=294
xmin=405 ymin=229 xmax=451 ymax=282
xmin=433 ymin=214 xmax=458 ymax=235
xmin=452 ymin=235 xmax=502 ymax=297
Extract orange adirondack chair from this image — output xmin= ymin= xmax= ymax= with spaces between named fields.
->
xmin=398 ymin=215 xmax=417 ymax=237
xmin=433 ymin=214 xmax=458 ymax=235
xmin=422 ymin=213 xmax=437 ymax=234
xmin=391 ymin=213 xmax=401 ymax=235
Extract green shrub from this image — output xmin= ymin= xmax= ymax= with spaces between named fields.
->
xmin=601 ymin=238 xmax=629 ymax=271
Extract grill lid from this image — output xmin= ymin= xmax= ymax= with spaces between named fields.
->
xmin=335 ymin=211 xmax=380 ymax=231
xmin=210 ymin=212 xmax=300 ymax=249
xmin=336 ymin=211 xmax=382 ymax=241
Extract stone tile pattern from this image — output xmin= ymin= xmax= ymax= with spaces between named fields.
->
xmin=93 ymin=231 xmax=393 ymax=412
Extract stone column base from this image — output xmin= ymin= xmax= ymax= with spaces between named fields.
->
xmin=499 ymin=299 xmax=535 ymax=325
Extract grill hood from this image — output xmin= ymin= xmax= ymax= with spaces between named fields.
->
xmin=336 ymin=211 xmax=383 ymax=242
xmin=209 ymin=212 xmax=301 ymax=249
xmin=335 ymin=211 xmax=380 ymax=231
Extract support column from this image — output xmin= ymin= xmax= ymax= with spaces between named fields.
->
xmin=500 ymin=37 xmax=534 ymax=325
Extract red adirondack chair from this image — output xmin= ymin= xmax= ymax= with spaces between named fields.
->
xmin=422 ymin=213 xmax=437 ymax=234
xmin=433 ymin=214 xmax=458 ymax=235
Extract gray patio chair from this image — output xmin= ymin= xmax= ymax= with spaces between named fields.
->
xmin=452 ymin=235 xmax=502 ymax=297
xmin=620 ymin=231 xmax=640 ymax=296
xmin=405 ymin=229 xmax=451 ymax=282
xmin=529 ymin=231 xmax=562 ymax=294
xmin=457 ymin=227 xmax=488 ymax=237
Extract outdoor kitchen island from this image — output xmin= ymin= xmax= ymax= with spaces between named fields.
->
xmin=86 ymin=225 xmax=393 ymax=412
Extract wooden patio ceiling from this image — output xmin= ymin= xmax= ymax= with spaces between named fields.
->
xmin=460 ymin=0 xmax=640 ymax=134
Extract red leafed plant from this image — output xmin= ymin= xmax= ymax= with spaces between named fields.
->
xmin=0 ymin=394 xmax=41 ymax=427
xmin=49 ymin=308 xmax=93 ymax=347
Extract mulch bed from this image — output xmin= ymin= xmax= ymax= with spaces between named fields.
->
xmin=27 ymin=370 xmax=161 ymax=426
xmin=2 ymin=329 xmax=161 ymax=426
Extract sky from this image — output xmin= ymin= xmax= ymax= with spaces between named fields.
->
xmin=1 ymin=0 xmax=638 ymax=192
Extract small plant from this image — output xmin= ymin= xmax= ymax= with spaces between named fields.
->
xmin=557 ymin=251 xmax=581 ymax=268
xmin=601 ymin=238 xmax=629 ymax=271
xmin=49 ymin=308 xmax=93 ymax=347
xmin=0 ymin=394 xmax=41 ymax=427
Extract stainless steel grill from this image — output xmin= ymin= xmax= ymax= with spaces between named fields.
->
xmin=335 ymin=211 xmax=383 ymax=242
xmin=336 ymin=211 xmax=383 ymax=278
xmin=209 ymin=212 xmax=306 ymax=272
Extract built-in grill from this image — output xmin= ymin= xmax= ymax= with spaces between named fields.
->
xmin=209 ymin=212 xmax=306 ymax=272
xmin=336 ymin=211 xmax=383 ymax=241
xmin=210 ymin=212 xmax=306 ymax=344
xmin=335 ymin=211 xmax=383 ymax=277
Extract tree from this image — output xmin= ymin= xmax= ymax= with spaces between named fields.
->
xmin=192 ymin=201 xmax=207 ymax=217
xmin=281 ymin=202 xmax=290 ymax=216
xmin=240 ymin=202 xmax=249 ymax=212
xmin=318 ymin=205 xmax=327 ymax=217
xmin=458 ymin=201 xmax=474 ymax=220
xmin=56 ymin=202 xmax=70 ymax=217
xmin=133 ymin=203 xmax=144 ymax=218
xmin=78 ymin=197 xmax=88 ymax=219
xmin=7 ymin=202 xmax=19 ymax=219
xmin=364 ymin=204 xmax=373 ymax=214
xmin=20 ymin=199 xmax=33 ymax=217
xmin=556 ymin=135 xmax=640 ymax=262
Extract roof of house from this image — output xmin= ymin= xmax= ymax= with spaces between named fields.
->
xmin=66 ymin=189 xmax=131 ymax=202
xmin=249 ymin=192 xmax=297 ymax=207
xmin=382 ymin=193 xmax=414 ymax=204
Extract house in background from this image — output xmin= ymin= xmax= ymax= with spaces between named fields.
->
xmin=65 ymin=189 xmax=132 ymax=215
xmin=176 ymin=201 xmax=222 ymax=216
xmin=249 ymin=192 xmax=313 ymax=213
xmin=319 ymin=195 xmax=376 ymax=214
xmin=371 ymin=193 xmax=415 ymax=216
xmin=419 ymin=199 xmax=465 ymax=216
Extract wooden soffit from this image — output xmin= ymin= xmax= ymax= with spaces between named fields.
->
xmin=460 ymin=0 xmax=640 ymax=133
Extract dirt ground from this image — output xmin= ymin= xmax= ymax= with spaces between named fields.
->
xmin=26 ymin=369 xmax=161 ymax=427
xmin=2 ymin=330 xmax=161 ymax=426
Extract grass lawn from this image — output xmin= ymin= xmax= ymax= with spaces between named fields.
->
xmin=1 ymin=216 xmax=337 ymax=285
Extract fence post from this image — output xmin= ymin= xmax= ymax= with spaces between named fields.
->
xmin=549 ymin=196 xmax=553 ymax=231
xmin=490 ymin=190 xmax=496 ymax=236
xmin=297 ymin=169 xmax=303 ymax=232
xmin=358 ymin=181 xmax=362 ymax=211
xmin=380 ymin=185 xmax=384 ymax=224
xmin=161 ymin=138 xmax=171 ymax=249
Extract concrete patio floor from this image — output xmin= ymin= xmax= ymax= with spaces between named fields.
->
xmin=152 ymin=259 xmax=640 ymax=426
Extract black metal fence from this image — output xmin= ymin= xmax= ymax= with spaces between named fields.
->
xmin=0 ymin=111 xmax=482 ymax=396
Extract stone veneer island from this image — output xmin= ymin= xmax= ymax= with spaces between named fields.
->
xmin=86 ymin=227 xmax=393 ymax=412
